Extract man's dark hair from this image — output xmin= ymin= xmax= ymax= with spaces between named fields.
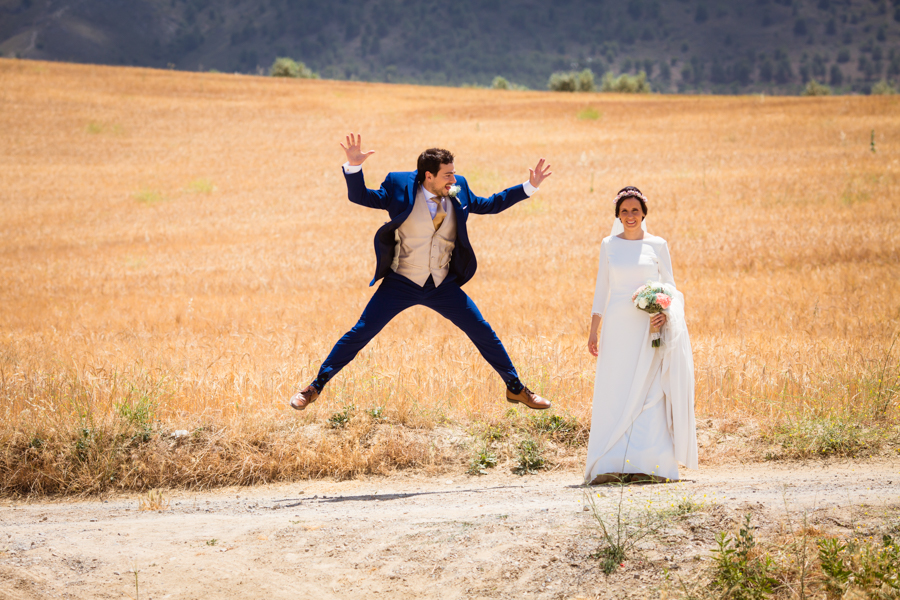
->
xmin=417 ymin=148 xmax=454 ymax=183
xmin=614 ymin=185 xmax=648 ymax=218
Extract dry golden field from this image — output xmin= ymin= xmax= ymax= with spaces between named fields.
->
xmin=1 ymin=58 xmax=898 ymax=495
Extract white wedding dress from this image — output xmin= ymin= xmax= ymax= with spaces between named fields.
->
xmin=585 ymin=233 xmax=698 ymax=484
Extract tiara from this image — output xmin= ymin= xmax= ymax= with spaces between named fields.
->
xmin=613 ymin=189 xmax=648 ymax=204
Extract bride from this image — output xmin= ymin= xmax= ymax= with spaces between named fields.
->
xmin=585 ymin=186 xmax=698 ymax=484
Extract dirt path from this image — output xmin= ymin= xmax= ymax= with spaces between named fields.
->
xmin=1 ymin=459 xmax=898 ymax=600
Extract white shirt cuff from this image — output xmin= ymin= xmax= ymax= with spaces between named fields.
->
xmin=342 ymin=162 xmax=362 ymax=174
xmin=523 ymin=181 xmax=538 ymax=196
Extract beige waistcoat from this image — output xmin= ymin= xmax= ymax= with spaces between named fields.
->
xmin=391 ymin=187 xmax=457 ymax=287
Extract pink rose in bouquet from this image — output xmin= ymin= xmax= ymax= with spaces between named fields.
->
xmin=632 ymin=282 xmax=675 ymax=347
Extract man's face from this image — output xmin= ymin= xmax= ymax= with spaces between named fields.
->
xmin=424 ymin=162 xmax=456 ymax=197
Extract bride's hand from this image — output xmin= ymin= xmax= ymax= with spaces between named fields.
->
xmin=588 ymin=332 xmax=598 ymax=357
xmin=651 ymin=313 xmax=667 ymax=328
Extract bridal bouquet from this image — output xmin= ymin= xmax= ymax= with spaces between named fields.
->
xmin=632 ymin=282 xmax=673 ymax=347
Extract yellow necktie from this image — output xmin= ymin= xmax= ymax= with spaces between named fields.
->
xmin=432 ymin=198 xmax=446 ymax=230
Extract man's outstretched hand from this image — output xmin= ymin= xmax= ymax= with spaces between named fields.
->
xmin=341 ymin=133 xmax=375 ymax=166
xmin=529 ymin=158 xmax=552 ymax=188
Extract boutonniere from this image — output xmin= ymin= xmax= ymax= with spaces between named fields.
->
xmin=448 ymin=185 xmax=461 ymax=199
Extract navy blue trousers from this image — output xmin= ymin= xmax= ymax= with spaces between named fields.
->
xmin=312 ymin=273 xmax=520 ymax=390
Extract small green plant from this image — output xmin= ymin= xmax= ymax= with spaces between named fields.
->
xmin=469 ymin=420 xmax=512 ymax=444
xmin=530 ymin=412 xmax=576 ymax=434
xmin=268 ymin=57 xmax=318 ymax=79
xmin=205 ymin=538 xmax=218 ymax=546
xmin=711 ymin=514 xmax=778 ymax=600
xmin=483 ymin=424 xmax=508 ymax=441
xmin=186 ymin=179 xmax=215 ymax=194
xmin=366 ymin=406 xmax=385 ymax=421
xmin=127 ymin=565 xmax=140 ymax=600
xmin=818 ymin=535 xmax=900 ymax=598
xmin=871 ymin=129 xmax=877 ymax=154
xmin=585 ymin=483 xmax=662 ymax=575
xmin=763 ymin=415 xmax=879 ymax=459
xmin=818 ymin=537 xmax=853 ymax=597
xmin=594 ymin=542 xmax=626 ymax=575
xmin=873 ymin=336 xmax=899 ymax=417
xmin=513 ymin=437 xmax=545 ymax=474
xmin=659 ymin=494 xmax=702 ymax=518
xmin=74 ymin=427 xmax=96 ymax=461
xmin=577 ymin=106 xmax=601 ymax=120
xmin=803 ymin=80 xmax=832 ymax=96
xmin=117 ymin=393 xmax=156 ymax=443
xmin=86 ymin=121 xmax=123 ymax=135
xmin=328 ymin=404 xmax=355 ymax=428
xmin=467 ymin=441 xmax=498 ymax=475
xmin=529 ymin=412 xmax=581 ymax=445
xmin=133 ymin=189 xmax=165 ymax=204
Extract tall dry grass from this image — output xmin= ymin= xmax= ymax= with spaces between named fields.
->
xmin=1 ymin=59 xmax=898 ymax=495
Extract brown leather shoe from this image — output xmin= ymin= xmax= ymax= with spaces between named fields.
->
xmin=505 ymin=386 xmax=551 ymax=410
xmin=289 ymin=385 xmax=319 ymax=411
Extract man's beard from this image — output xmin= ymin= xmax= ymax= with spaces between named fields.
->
xmin=425 ymin=182 xmax=446 ymax=197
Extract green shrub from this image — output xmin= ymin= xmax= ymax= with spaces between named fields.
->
xmin=871 ymin=79 xmax=898 ymax=95
xmin=548 ymin=71 xmax=577 ymax=92
xmin=548 ymin=69 xmax=595 ymax=92
xmin=269 ymin=57 xmax=318 ymax=79
xmin=803 ymin=80 xmax=832 ymax=96
xmin=491 ymin=76 xmax=510 ymax=90
xmin=577 ymin=68 xmax=595 ymax=91
xmin=600 ymin=71 xmax=651 ymax=93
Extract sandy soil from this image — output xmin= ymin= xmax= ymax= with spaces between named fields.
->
xmin=1 ymin=459 xmax=898 ymax=600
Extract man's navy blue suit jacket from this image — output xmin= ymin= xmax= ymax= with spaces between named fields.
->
xmin=344 ymin=169 xmax=529 ymax=287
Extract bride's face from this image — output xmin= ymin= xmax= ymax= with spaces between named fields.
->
xmin=618 ymin=198 xmax=644 ymax=231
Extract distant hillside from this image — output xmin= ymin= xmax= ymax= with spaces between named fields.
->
xmin=1 ymin=0 xmax=899 ymax=93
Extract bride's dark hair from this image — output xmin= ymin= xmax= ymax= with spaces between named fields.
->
xmin=614 ymin=186 xmax=648 ymax=218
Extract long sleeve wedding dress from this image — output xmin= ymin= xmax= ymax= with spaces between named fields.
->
xmin=585 ymin=234 xmax=698 ymax=484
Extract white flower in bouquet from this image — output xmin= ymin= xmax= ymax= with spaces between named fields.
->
xmin=448 ymin=185 xmax=461 ymax=198
xmin=632 ymin=280 xmax=674 ymax=348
